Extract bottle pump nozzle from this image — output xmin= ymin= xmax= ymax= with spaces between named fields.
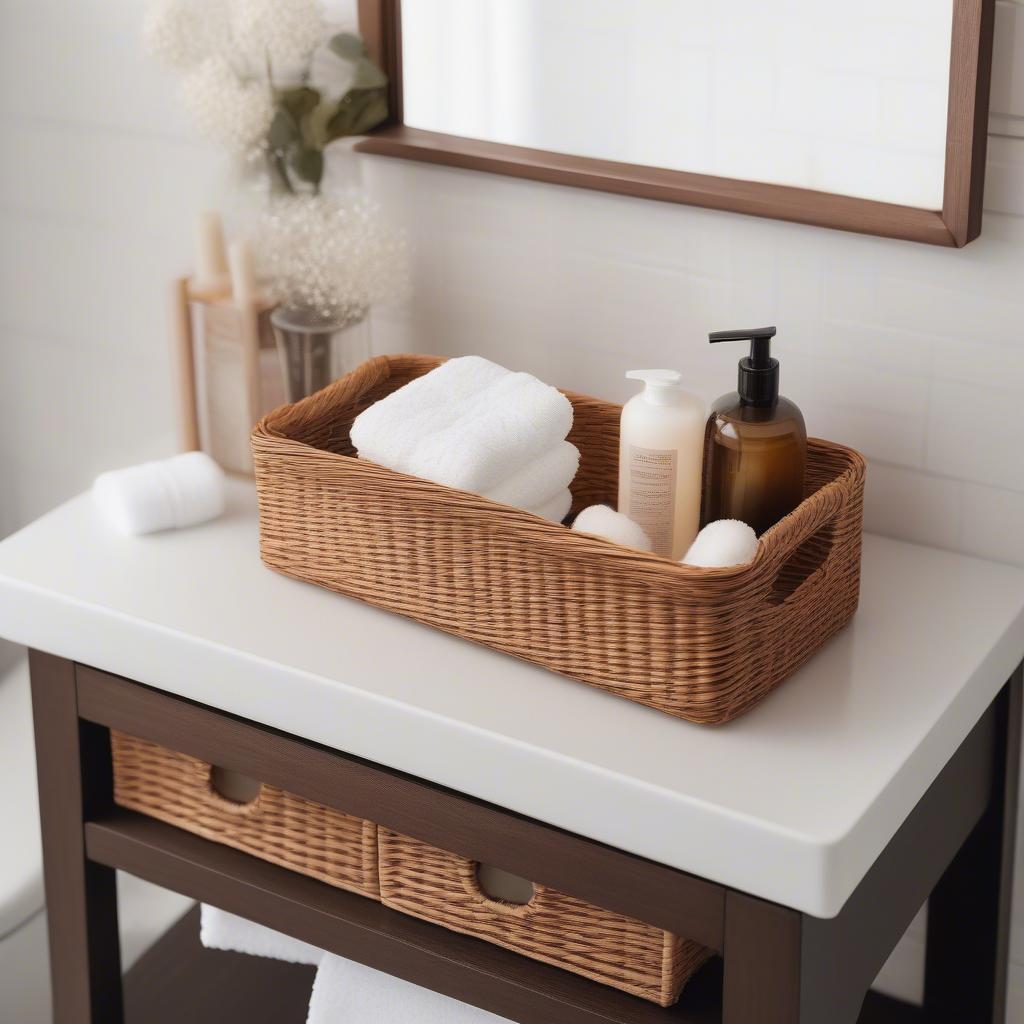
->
xmin=709 ymin=326 xmax=779 ymax=406
xmin=625 ymin=369 xmax=684 ymax=405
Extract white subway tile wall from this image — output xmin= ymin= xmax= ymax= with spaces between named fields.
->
xmin=0 ymin=0 xmax=1022 ymax=1015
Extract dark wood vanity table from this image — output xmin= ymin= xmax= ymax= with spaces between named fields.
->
xmin=2 ymin=481 xmax=1022 ymax=1023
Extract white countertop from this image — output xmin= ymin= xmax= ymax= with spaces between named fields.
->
xmin=1 ymin=480 xmax=1022 ymax=918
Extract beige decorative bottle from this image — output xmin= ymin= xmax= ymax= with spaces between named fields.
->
xmin=617 ymin=370 xmax=705 ymax=559
xmin=703 ymin=327 xmax=807 ymax=536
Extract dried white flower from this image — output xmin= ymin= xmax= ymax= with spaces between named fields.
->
xmin=229 ymin=0 xmax=325 ymax=76
xmin=143 ymin=0 xmax=230 ymax=69
xmin=255 ymin=194 xmax=409 ymax=321
xmin=180 ymin=57 xmax=273 ymax=155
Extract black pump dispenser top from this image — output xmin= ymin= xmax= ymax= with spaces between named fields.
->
xmin=709 ymin=326 xmax=779 ymax=406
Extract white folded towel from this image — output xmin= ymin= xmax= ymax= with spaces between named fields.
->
xmin=92 ymin=451 xmax=225 ymax=536
xmin=199 ymin=905 xmax=323 ymax=966
xmin=484 ymin=441 xmax=580 ymax=512
xmin=529 ymin=488 xmax=572 ymax=524
xmin=571 ymin=505 xmax=653 ymax=552
xmin=354 ymin=357 xmax=509 ymax=474
xmin=308 ymin=953 xmax=510 ymax=1024
xmin=351 ymin=357 xmax=573 ymax=494
xmin=681 ymin=519 xmax=759 ymax=568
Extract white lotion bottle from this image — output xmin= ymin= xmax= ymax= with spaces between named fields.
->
xmin=618 ymin=370 xmax=705 ymax=559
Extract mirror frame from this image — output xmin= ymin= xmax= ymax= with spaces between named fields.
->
xmin=356 ymin=0 xmax=995 ymax=247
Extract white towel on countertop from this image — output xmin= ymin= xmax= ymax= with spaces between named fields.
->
xmin=681 ymin=519 xmax=759 ymax=568
xmin=529 ymin=488 xmax=572 ymax=524
xmin=351 ymin=357 xmax=573 ymax=494
xmin=92 ymin=451 xmax=225 ymax=536
xmin=484 ymin=441 xmax=579 ymax=511
xmin=200 ymin=905 xmax=323 ymax=966
xmin=308 ymin=953 xmax=511 ymax=1024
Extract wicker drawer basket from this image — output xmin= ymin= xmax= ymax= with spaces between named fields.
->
xmin=110 ymin=731 xmax=379 ymax=900
xmin=252 ymin=354 xmax=865 ymax=725
xmin=378 ymin=828 xmax=711 ymax=1006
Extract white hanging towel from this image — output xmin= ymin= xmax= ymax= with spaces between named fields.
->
xmin=307 ymin=953 xmax=512 ymax=1024
xmin=199 ymin=905 xmax=323 ymax=966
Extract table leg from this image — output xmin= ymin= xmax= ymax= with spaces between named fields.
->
xmin=723 ymin=666 xmax=1022 ymax=1024
xmin=924 ymin=665 xmax=1022 ymax=1024
xmin=722 ymin=892 xmax=803 ymax=1023
xmin=30 ymin=651 xmax=124 ymax=1024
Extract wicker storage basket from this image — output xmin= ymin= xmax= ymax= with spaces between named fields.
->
xmin=252 ymin=354 xmax=865 ymax=724
xmin=378 ymin=828 xmax=711 ymax=1005
xmin=110 ymin=731 xmax=379 ymax=900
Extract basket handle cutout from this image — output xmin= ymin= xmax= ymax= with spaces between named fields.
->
xmin=768 ymin=521 xmax=838 ymax=606
xmin=474 ymin=863 xmax=537 ymax=908
xmin=209 ymin=765 xmax=263 ymax=807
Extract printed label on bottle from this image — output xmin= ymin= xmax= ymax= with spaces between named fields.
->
xmin=627 ymin=445 xmax=676 ymax=556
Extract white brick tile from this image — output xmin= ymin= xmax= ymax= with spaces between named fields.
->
xmin=926 ymin=380 xmax=1024 ymax=491
xmin=553 ymin=255 xmax=730 ymax=357
xmin=862 ymin=463 xmax=963 ymax=550
xmin=793 ymin=321 xmax=934 ymax=377
xmin=0 ymin=0 xmax=187 ymax=136
xmin=959 ymin=484 xmax=1024 ymax=566
xmin=362 ymin=155 xmax=553 ymax=249
xmin=992 ymin=1 xmax=1024 ymax=121
xmin=0 ymin=335 xmax=177 ymax=513
xmin=875 ymin=272 xmax=1024 ymax=345
xmin=985 ymin=136 xmax=1024 ymax=217
xmin=784 ymin=357 xmax=929 ymax=468
xmin=932 ymin=333 xmax=1024 ymax=394
xmin=822 ymin=271 xmax=882 ymax=330
xmin=0 ymin=213 xmax=191 ymax=356
xmin=0 ymin=122 xmax=225 ymax=230
xmin=550 ymin=191 xmax=735 ymax=281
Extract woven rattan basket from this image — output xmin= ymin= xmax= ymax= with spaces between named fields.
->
xmin=377 ymin=828 xmax=711 ymax=1005
xmin=252 ymin=354 xmax=865 ymax=724
xmin=110 ymin=731 xmax=380 ymax=899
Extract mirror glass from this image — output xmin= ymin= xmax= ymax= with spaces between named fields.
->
xmin=401 ymin=0 xmax=954 ymax=209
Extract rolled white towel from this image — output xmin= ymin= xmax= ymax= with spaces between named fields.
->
xmin=571 ymin=505 xmax=653 ymax=552
xmin=529 ymin=487 xmax=573 ymax=524
xmin=484 ymin=441 xmax=580 ymax=511
xmin=308 ymin=953 xmax=506 ymax=1024
xmin=199 ymin=905 xmax=322 ymax=966
xmin=351 ymin=356 xmax=573 ymax=494
xmin=681 ymin=519 xmax=759 ymax=568
xmin=91 ymin=451 xmax=225 ymax=536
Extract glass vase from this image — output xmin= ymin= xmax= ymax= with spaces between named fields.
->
xmin=271 ymin=306 xmax=371 ymax=403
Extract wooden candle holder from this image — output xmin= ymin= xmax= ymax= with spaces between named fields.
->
xmin=172 ymin=277 xmax=282 ymax=476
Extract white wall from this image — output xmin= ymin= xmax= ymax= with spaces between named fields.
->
xmin=1 ymin=0 xmax=1023 ymax=1016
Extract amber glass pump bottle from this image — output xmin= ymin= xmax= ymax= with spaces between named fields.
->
xmin=702 ymin=326 xmax=806 ymax=536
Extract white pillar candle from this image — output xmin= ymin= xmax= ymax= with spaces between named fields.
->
xmin=228 ymin=238 xmax=258 ymax=307
xmin=193 ymin=211 xmax=229 ymax=294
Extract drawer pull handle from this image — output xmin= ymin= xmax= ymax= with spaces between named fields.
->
xmin=209 ymin=766 xmax=263 ymax=806
xmin=475 ymin=863 xmax=536 ymax=907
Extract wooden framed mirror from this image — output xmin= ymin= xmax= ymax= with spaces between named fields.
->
xmin=356 ymin=0 xmax=995 ymax=247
